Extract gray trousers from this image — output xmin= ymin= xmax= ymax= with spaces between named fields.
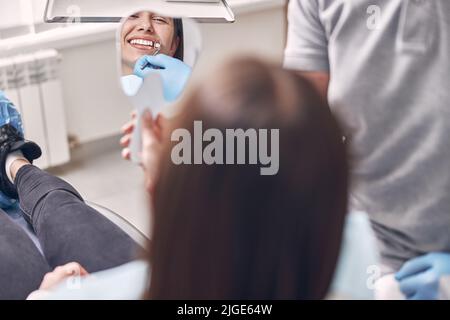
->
xmin=0 ymin=165 xmax=141 ymax=300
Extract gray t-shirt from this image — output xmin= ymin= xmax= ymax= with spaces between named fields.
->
xmin=284 ymin=0 xmax=450 ymax=270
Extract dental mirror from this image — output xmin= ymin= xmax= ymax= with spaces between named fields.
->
xmin=117 ymin=9 xmax=201 ymax=163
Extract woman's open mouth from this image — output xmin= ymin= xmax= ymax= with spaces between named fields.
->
xmin=128 ymin=38 xmax=161 ymax=53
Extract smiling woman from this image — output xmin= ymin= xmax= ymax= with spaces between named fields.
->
xmin=121 ymin=11 xmax=184 ymax=75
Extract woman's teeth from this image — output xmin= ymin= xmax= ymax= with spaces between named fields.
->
xmin=130 ymin=39 xmax=159 ymax=48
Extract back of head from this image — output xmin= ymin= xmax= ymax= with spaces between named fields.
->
xmin=148 ymin=57 xmax=348 ymax=299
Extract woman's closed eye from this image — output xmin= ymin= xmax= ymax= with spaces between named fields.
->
xmin=152 ymin=16 xmax=169 ymax=24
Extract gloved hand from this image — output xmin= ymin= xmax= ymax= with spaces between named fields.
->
xmin=133 ymin=54 xmax=192 ymax=102
xmin=0 ymin=91 xmax=24 ymax=208
xmin=395 ymin=252 xmax=450 ymax=300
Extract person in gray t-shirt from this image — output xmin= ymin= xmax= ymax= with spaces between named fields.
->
xmin=284 ymin=0 xmax=450 ymax=299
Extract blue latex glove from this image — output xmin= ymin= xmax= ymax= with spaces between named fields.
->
xmin=133 ymin=54 xmax=192 ymax=103
xmin=0 ymin=91 xmax=24 ymax=208
xmin=395 ymin=252 xmax=450 ymax=300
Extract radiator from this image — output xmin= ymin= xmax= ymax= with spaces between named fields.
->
xmin=0 ymin=49 xmax=70 ymax=169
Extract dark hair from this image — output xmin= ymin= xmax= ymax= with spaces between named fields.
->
xmin=173 ymin=18 xmax=184 ymax=61
xmin=146 ymin=57 xmax=348 ymax=300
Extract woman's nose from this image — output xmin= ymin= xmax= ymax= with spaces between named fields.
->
xmin=138 ymin=22 xmax=153 ymax=33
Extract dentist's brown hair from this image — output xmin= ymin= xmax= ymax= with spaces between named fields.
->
xmin=146 ymin=57 xmax=348 ymax=299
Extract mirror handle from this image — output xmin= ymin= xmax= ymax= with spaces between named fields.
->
xmin=130 ymin=110 xmax=143 ymax=164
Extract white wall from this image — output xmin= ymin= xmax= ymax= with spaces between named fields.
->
xmin=197 ymin=8 xmax=286 ymax=78
xmin=0 ymin=0 xmax=46 ymax=30
xmin=58 ymin=41 xmax=133 ymax=143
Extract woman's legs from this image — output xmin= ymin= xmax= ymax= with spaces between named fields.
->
xmin=15 ymin=164 xmax=142 ymax=272
xmin=0 ymin=211 xmax=50 ymax=299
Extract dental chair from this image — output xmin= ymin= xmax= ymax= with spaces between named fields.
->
xmin=86 ymin=201 xmax=148 ymax=248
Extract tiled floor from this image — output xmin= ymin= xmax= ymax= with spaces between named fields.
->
xmin=47 ymin=135 xmax=151 ymax=238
